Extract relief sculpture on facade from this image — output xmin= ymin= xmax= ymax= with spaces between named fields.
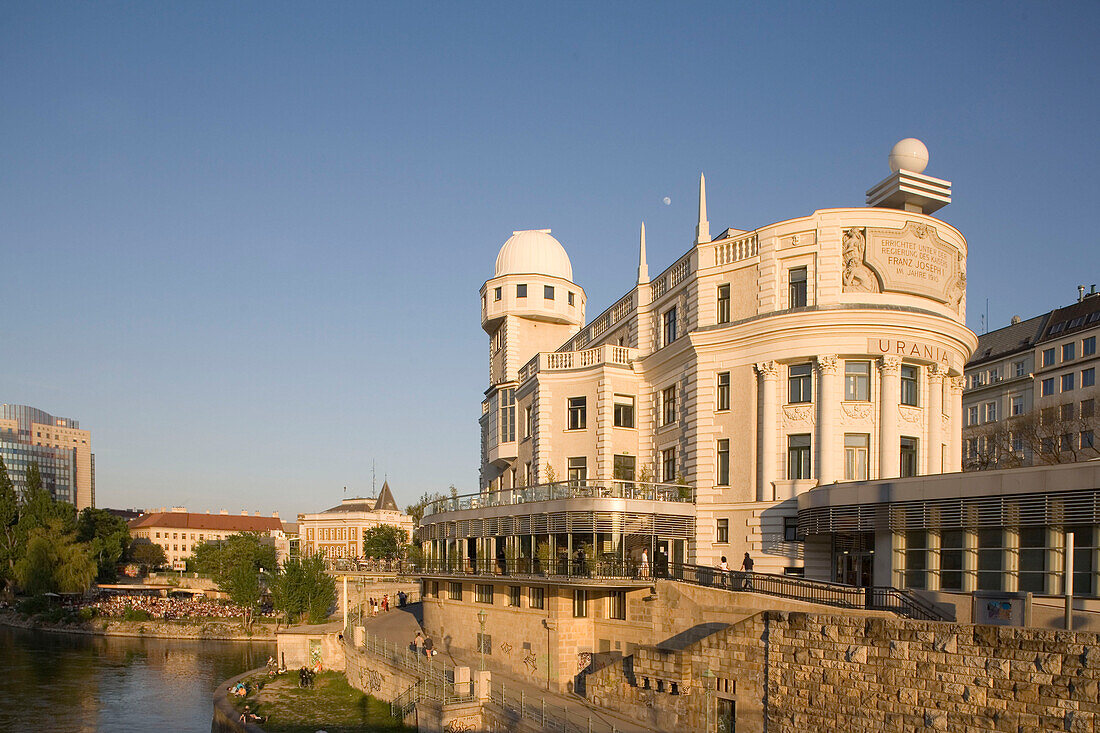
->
xmin=841 ymin=227 xmax=881 ymax=293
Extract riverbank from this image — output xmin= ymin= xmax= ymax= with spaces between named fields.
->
xmin=0 ymin=608 xmax=278 ymax=641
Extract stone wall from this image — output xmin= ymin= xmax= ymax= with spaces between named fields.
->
xmin=590 ymin=608 xmax=1100 ymax=732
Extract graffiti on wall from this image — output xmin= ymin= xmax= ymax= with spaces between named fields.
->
xmin=523 ymin=649 xmax=538 ymax=672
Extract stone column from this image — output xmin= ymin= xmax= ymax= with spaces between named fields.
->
xmin=816 ymin=355 xmax=840 ymax=485
xmin=878 ymin=356 xmax=902 ymax=479
xmin=949 ymin=376 xmax=965 ymax=472
xmin=755 ymin=361 xmax=779 ymax=502
xmin=927 ymin=365 xmax=945 ymax=475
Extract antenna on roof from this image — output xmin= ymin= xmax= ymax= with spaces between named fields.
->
xmin=372 ymin=460 xmax=376 ymax=496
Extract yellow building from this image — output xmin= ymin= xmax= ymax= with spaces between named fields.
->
xmin=299 ymin=481 xmax=415 ymax=560
xmin=129 ymin=508 xmax=285 ymax=568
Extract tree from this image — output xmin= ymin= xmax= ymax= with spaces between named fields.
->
xmin=964 ymin=403 xmax=1099 ymax=471
xmin=192 ymin=532 xmax=278 ymax=628
xmin=129 ymin=542 xmax=167 ymax=572
xmin=362 ymin=525 xmax=408 ymax=559
xmin=270 ymin=554 xmax=336 ymax=625
xmin=77 ymin=508 xmax=131 ymax=582
xmin=0 ymin=457 xmax=17 ymax=589
xmin=15 ymin=518 xmax=95 ymax=595
xmin=18 ymin=462 xmax=76 ymax=535
xmin=405 ymin=490 xmax=445 ymax=524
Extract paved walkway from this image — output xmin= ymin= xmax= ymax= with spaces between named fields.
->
xmin=359 ymin=605 xmax=655 ymax=733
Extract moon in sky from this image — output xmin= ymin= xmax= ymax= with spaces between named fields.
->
xmin=662 ymin=196 xmax=671 ymax=205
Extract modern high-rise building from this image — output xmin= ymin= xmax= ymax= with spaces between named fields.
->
xmin=0 ymin=404 xmax=95 ymax=510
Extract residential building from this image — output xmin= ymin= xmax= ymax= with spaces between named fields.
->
xmin=128 ymin=508 xmax=285 ymax=568
xmin=962 ymin=287 xmax=1100 ymax=469
xmin=298 ymin=481 xmax=415 ymax=559
xmin=0 ymin=404 xmax=95 ymax=510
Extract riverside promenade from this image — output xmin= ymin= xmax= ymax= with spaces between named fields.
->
xmin=354 ymin=604 xmax=656 ymax=733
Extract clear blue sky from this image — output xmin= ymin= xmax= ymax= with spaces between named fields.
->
xmin=2 ymin=2 xmax=1097 ymax=518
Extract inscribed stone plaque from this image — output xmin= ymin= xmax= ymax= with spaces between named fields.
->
xmin=863 ymin=221 xmax=963 ymax=304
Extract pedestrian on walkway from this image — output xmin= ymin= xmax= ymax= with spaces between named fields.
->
xmin=424 ymin=635 xmax=435 ymax=657
xmin=740 ymin=552 xmax=754 ymax=590
xmin=414 ymin=631 xmax=424 ymax=656
xmin=640 ymin=548 xmax=650 ymax=579
xmin=718 ymin=556 xmax=729 ymax=588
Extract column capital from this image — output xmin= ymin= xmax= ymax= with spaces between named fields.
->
xmin=928 ymin=363 xmax=947 ymax=380
xmin=878 ymin=355 xmax=902 ymax=375
xmin=817 ymin=355 xmax=840 ymax=375
xmin=949 ymin=375 xmax=966 ymax=394
xmin=754 ymin=360 xmax=780 ymax=379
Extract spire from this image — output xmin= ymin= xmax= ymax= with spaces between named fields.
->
xmin=637 ymin=222 xmax=649 ymax=285
xmin=695 ymin=172 xmax=710 ymax=245
xmin=374 ymin=480 xmax=399 ymax=512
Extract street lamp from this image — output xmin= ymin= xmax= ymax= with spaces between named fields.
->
xmin=477 ymin=608 xmax=488 ymax=672
xmin=702 ymin=668 xmax=715 ymax=732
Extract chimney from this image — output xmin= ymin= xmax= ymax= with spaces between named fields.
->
xmin=241 ymin=510 xmax=249 ymax=516
xmin=1079 ymin=285 xmax=1086 ymax=302
xmin=272 ymin=511 xmax=279 ymax=518
xmin=254 ymin=511 xmax=260 ymax=516
xmin=219 ymin=509 xmax=229 ymax=515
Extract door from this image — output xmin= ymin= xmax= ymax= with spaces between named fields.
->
xmin=716 ymin=698 xmax=735 ymax=732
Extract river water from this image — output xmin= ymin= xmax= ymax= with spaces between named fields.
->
xmin=0 ymin=625 xmax=274 ymax=732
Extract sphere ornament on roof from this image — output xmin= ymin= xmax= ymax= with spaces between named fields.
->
xmin=888 ymin=138 xmax=930 ymax=174
xmin=494 ymin=229 xmax=574 ymax=281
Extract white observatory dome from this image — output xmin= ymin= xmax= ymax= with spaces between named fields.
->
xmin=494 ymin=229 xmax=574 ymax=281
xmin=888 ymin=138 xmax=930 ymax=174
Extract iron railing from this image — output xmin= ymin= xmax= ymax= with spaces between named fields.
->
xmin=415 ymin=557 xmax=650 ymax=581
xmin=489 ymin=679 xmax=622 ymax=733
xmin=422 ymin=480 xmax=694 ymax=518
xmin=665 ymin=562 xmax=953 ymax=621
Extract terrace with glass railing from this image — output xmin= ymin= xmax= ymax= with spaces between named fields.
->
xmin=422 ymin=480 xmax=694 ymax=519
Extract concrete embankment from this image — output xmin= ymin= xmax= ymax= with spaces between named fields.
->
xmin=211 ymin=668 xmax=267 ymax=733
xmin=0 ymin=610 xmax=277 ymax=641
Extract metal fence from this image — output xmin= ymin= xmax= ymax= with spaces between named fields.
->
xmin=415 ymin=557 xmax=648 ymax=581
xmin=489 ymin=679 xmax=624 ymax=733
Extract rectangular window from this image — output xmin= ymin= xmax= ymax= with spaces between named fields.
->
xmin=662 ymin=448 xmax=677 ymax=483
xmin=1041 ymin=377 xmax=1055 ymax=396
xmin=788 ymin=266 xmax=808 ymax=307
xmin=1082 ymin=430 xmax=1095 ymax=450
xmin=844 ymin=434 xmax=869 ymax=481
xmin=985 ymin=401 xmax=997 ymax=422
xmin=1018 ymin=527 xmax=1047 ymax=594
xmin=716 ymin=284 xmax=730 ymax=324
xmin=905 ymin=530 xmax=927 ymax=590
xmin=523 ymin=406 xmax=532 ymax=439
xmin=1061 ymin=403 xmax=1075 ymax=421
xmin=613 ymin=454 xmax=635 ymax=482
xmin=716 ymin=371 xmax=730 ymax=411
xmin=500 ymin=388 xmax=516 ymax=443
xmin=567 ymin=291 xmax=575 ymax=306
xmin=900 ymin=437 xmax=918 ymax=478
xmin=1069 ymin=526 xmax=1095 ymax=595
xmin=780 ymin=516 xmax=797 ymax=542
xmin=613 ymin=395 xmax=635 ymax=428
xmin=1011 ymin=396 xmax=1024 ymax=416
xmin=1083 ymin=368 xmax=1096 ymax=388
xmin=1014 ymin=360 xmax=1026 ymax=378
xmin=567 ymin=457 xmax=587 ymax=485
xmin=476 ymin=584 xmax=493 ymax=604
xmin=530 ymin=586 xmax=545 ymax=609
xmin=1063 ymin=342 xmax=1076 ymax=361
xmin=494 ymin=287 xmax=502 ymax=301
xmin=567 ymin=397 xmax=587 ymax=430
xmin=663 ymin=307 xmax=678 ymax=345
xmin=977 ymin=529 xmax=1003 ymax=591
xmin=716 ymin=518 xmax=729 ymax=544
xmin=716 ymin=439 xmax=730 ymax=485
xmin=662 ymin=385 xmax=678 ymax=425
xmin=1084 ymin=336 xmax=1096 ymax=357
xmin=788 ymin=434 xmax=811 ymax=479
xmin=608 ymin=590 xmax=626 ymax=620
xmin=544 ymin=285 xmax=554 ymax=300
xmin=967 ymin=405 xmax=979 ymax=426
xmin=900 ymin=365 xmax=919 ymax=406
xmin=844 ymin=361 xmax=870 ymax=401
xmin=1042 ymin=347 xmax=1055 ymax=367
xmin=509 ymin=586 xmax=521 ymax=607
xmin=573 ymin=589 xmax=587 ymax=618
xmin=788 ymin=364 xmax=812 ymax=403
xmin=1062 ymin=373 xmax=1075 ymax=392
xmin=450 ymin=582 xmax=463 ymax=601
xmin=939 ymin=530 xmax=964 ymax=591
xmin=516 ymin=284 xmax=527 ymax=298
xmin=1083 ymin=399 xmax=1095 ymax=419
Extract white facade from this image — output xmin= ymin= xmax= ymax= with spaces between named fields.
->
xmin=469 ymin=149 xmax=978 ymax=578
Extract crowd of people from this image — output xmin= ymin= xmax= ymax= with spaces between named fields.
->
xmin=77 ymin=592 xmax=275 ymax=620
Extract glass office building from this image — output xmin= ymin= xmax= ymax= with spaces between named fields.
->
xmin=0 ymin=404 xmax=94 ymax=509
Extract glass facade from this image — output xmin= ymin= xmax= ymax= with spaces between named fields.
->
xmin=0 ymin=404 xmax=88 ymax=505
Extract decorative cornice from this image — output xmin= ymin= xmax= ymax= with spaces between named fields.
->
xmin=898 ymin=405 xmax=924 ymax=424
xmin=783 ymin=405 xmax=815 ymax=424
xmin=841 ymin=403 xmax=873 ymax=421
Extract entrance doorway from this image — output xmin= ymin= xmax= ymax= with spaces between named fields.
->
xmin=833 ymin=532 xmax=875 ymax=587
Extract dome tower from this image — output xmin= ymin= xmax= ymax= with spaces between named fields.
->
xmin=480 ymin=229 xmax=587 ymax=387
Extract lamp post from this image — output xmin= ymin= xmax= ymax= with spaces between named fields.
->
xmin=702 ymin=668 xmax=715 ymax=732
xmin=477 ymin=608 xmax=488 ymax=672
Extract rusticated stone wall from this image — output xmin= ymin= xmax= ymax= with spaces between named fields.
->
xmin=588 ymin=610 xmax=1100 ymax=732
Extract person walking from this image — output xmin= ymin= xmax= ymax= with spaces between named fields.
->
xmin=640 ymin=548 xmax=650 ymax=579
xmin=740 ymin=552 xmax=754 ymax=590
xmin=414 ymin=631 xmax=424 ymax=656
xmin=718 ymin=555 xmax=730 ymax=588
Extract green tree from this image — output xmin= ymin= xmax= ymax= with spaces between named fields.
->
xmin=129 ymin=542 xmax=167 ymax=572
xmin=15 ymin=518 xmax=95 ymax=595
xmin=192 ymin=532 xmax=277 ymax=628
xmin=76 ymin=508 xmax=131 ymax=582
xmin=271 ymin=554 xmax=336 ymax=625
xmin=18 ymin=462 xmax=76 ymax=535
xmin=0 ymin=457 xmax=17 ymax=589
xmin=405 ymin=490 xmax=445 ymax=524
xmin=362 ymin=525 xmax=408 ymax=559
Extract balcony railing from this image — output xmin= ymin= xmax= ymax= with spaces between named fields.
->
xmin=518 ymin=345 xmax=637 ymax=383
xmin=422 ymin=480 xmax=694 ymax=519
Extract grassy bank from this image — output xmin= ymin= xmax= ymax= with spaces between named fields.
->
xmin=230 ymin=671 xmax=411 ymax=733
